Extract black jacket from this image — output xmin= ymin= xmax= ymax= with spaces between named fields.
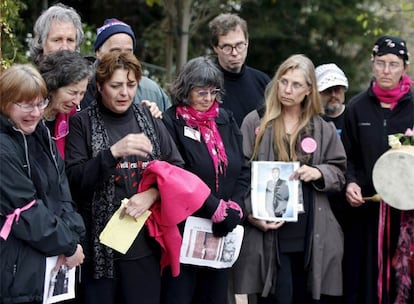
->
xmin=0 ymin=114 xmax=85 ymax=303
xmin=341 ymin=84 xmax=414 ymax=303
xmin=342 ymin=85 xmax=414 ymax=196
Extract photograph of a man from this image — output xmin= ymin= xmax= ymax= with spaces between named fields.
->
xmin=265 ymin=167 xmax=290 ymax=217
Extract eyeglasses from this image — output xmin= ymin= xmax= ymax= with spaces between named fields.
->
xmin=195 ymin=88 xmax=221 ymax=98
xmin=218 ymin=42 xmax=248 ymax=55
xmin=278 ymin=78 xmax=308 ymax=91
xmin=373 ymin=60 xmax=402 ymax=71
xmin=13 ymin=98 xmax=49 ymax=113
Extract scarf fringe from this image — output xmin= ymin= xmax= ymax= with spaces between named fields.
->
xmin=392 ymin=210 xmax=414 ymax=304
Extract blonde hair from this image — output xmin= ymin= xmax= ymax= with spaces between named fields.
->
xmin=0 ymin=64 xmax=47 ymax=116
xmin=252 ymin=54 xmax=323 ymax=161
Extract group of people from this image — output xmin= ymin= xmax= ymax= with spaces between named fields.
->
xmin=0 ymin=3 xmax=413 ymax=304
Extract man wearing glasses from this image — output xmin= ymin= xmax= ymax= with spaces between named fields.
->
xmin=208 ymin=13 xmax=270 ymax=126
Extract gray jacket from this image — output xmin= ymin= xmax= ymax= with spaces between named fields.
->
xmin=232 ymin=110 xmax=346 ymax=299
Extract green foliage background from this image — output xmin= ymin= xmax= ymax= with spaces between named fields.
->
xmin=1 ymin=0 xmax=28 ymax=69
xmin=2 ymin=0 xmax=414 ymax=98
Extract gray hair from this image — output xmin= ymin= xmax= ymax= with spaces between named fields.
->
xmin=30 ymin=3 xmax=84 ymax=64
xmin=168 ymin=56 xmax=224 ymax=105
xmin=38 ymin=50 xmax=93 ymax=93
xmin=208 ymin=13 xmax=248 ymax=47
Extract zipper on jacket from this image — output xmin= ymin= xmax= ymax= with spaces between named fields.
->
xmin=42 ymin=120 xmax=62 ymax=184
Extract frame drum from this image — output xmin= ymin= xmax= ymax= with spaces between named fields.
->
xmin=372 ymin=146 xmax=414 ymax=210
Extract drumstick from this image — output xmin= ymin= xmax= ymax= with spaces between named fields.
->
xmin=362 ymin=194 xmax=382 ymax=202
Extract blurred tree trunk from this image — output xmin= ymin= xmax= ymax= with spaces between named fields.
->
xmin=160 ymin=0 xmax=224 ymax=81
xmin=175 ymin=0 xmax=192 ymax=71
xmin=163 ymin=0 xmax=193 ymax=80
xmin=41 ymin=0 xmax=48 ymax=10
xmin=164 ymin=0 xmax=176 ymax=82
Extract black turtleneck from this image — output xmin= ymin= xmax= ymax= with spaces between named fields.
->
xmin=217 ymin=62 xmax=270 ymax=126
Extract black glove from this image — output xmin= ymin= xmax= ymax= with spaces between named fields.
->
xmin=212 ymin=207 xmax=241 ymax=237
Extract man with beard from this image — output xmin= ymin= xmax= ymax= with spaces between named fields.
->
xmin=315 ymin=63 xmax=349 ymax=239
xmin=315 ymin=63 xmax=349 ymax=136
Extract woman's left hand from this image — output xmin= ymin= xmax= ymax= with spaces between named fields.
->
xmin=120 ymin=188 xmax=160 ymax=219
xmin=290 ymin=164 xmax=322 ymax=182
xmin=65 ymin=244 xmax=85 ymax=269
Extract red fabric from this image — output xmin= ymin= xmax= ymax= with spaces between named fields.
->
xmin=176 ymin=102 xmax=228 ymax=191
xmin=53 ymin=107 xmax=76 ymax=158
xmin=211 ymin=199 xmax=243 ymax=223
xmin=139 ymin=160 xmax=211 ymax=276
xmin=392 ymin=210 xmax=414 ymax=304
xmin=378 ymin=201 xmax=392 ymax=303
xmin=372 ymin=74 xmax=413 ymax=110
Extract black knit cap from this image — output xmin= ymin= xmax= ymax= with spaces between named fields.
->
xmin=93 ymin=18 xmax=136 ymax=52
xmin=372 ymin=35 xmax=410 ymax=64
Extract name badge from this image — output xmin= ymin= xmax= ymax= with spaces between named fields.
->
xmin=184 ymin=126 xmax=200 ymax=142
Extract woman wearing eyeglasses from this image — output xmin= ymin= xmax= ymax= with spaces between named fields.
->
xmin=233 ymin=54 xmax=347 ymax=303
xmin=161 ymin=56 xmax=249 ymax=303
xmin=341 ymin=36 xmax=414 ymax=304
xmin=0 ymin=64 xmax=85 ymax=303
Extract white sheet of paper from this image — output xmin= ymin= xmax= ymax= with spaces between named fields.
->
xmin=43 ymin=256 xmax=75 ymax=304
xmin=180 ymin=216 xmax=244 ymax=268
xmin=99 ymin=206 xmax=151 ymax=254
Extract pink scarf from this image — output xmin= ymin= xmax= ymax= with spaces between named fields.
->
xmin=176 ymin=102 xmax=228 ymax=190
xmin=372 ymin=74 xmax=412 ymax=110
xmin=53 ymin=107 xmax=77 ymax=158
xmin=392 ymin=210 xmax=414 ymax=304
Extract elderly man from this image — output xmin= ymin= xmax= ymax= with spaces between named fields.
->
xmin=30 ymin=3 xmax=83 ymax=64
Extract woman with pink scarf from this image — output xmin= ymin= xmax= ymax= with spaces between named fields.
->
xmin=161 ymin=56 xmax=249 ymax=303
xmin=341 ymin=35 xmax=414 ymax=304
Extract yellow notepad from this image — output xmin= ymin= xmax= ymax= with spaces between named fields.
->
xmin=99 ymin=205 xmax=151 ymax=254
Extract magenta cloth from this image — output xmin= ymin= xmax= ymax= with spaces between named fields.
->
xmin=176 ymin=102 xmax=228 ymax=190
xmin=372 ymin=74 xmax=413 ymax=110
xmin=211 ymin=199 xmax=243 ymax=223
xmin=392 ymin=210 xmax=414 ymax=304
xmin=53 ymin=107 xmax=76 ymax=158
xmin=0 ymin=200 xmax=36 ymax=240
xmin=139 ymin=160 xmax=211 ymax=276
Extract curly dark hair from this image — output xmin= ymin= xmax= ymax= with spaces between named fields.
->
xmin=167 ymin=56 xmax=224 ymax=105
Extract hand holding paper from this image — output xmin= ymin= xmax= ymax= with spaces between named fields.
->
xmin=99 ymin=200 xmax=151 ymax=254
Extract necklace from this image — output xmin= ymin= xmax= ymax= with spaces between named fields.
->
xmin=43 ymin=109 xmax=56 ymax=121
xmin=284 ymin=118 xmax=299 ymax=134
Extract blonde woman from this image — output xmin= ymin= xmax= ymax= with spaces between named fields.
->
xmin=233 ymin=54 xmax=346 ymax=303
